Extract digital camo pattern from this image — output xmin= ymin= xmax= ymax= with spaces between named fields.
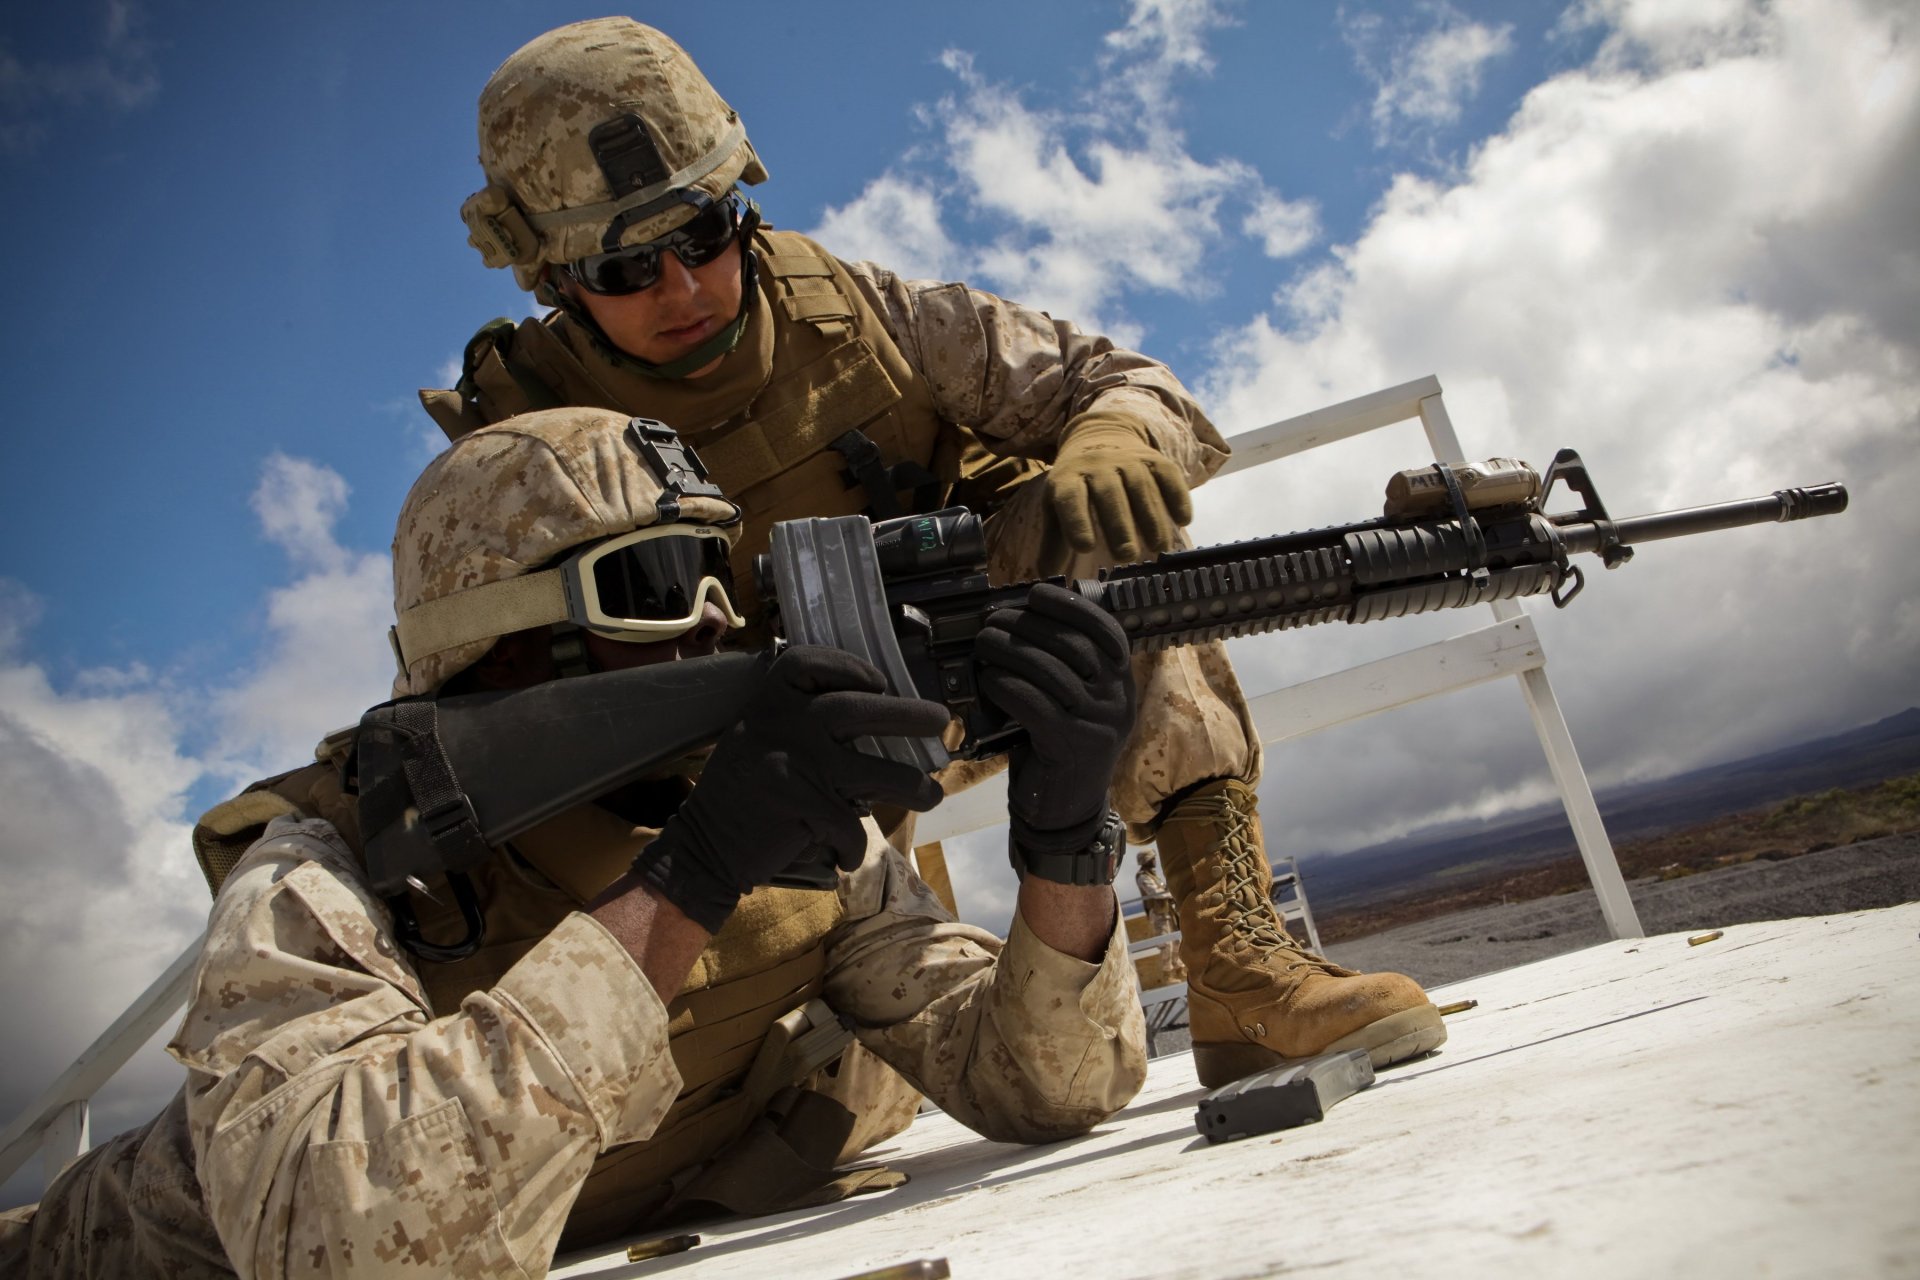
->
xmin=817 ymin=256 xmax=1260 ymax=819
xmin=8 ymin=815 xmax=1142 ymax=1278
xmin=0 ymin=1091 xmax=230 ymax=1279
xmin=456 ymin=14 xmax=1260 ymax=810
xmin=391 ymin=407 xmax=740 ymax=695
xmin=845 ymin=259 xmax=1229 ymax=488
xmin=1134 ymin=846 xmax=1187 ymax=985
xmin=474 ymin=17 xmax=768 ymax=267
xmin=828 ymin=824 xmax=1147 ymax=1141
xmin=182 ymin=819 xmax=679 ymax=1277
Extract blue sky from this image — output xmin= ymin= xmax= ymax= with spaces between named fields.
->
xmin=3 ymin=0 xmax=1916 ymax=1205
xmin=0 ymin=1 xmax=1606 ymax=685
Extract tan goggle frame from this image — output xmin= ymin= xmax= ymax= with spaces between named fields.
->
xmin=392 ymin=523 xmax=744 ymax=672
xmin=562 ymin=523 xmax=747 ymax=641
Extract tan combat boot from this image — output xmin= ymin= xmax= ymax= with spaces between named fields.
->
xmin=1155 ymin=779 xmax=1446 ymax=1086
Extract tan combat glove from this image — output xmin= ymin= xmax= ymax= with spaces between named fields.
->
xmin=1043 ymin=411 xmax=1194 ymax=565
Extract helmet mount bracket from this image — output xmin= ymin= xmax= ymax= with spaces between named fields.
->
xmin=589 ymin=114 xmax=670 ymax=197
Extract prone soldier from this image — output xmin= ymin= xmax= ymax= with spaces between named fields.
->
xmin=0 ymin=408 xmax=1150 ymax=1278
xmin=429 ymin=18 xmax=1444 ymax=1087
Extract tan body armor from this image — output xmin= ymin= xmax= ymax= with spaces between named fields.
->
xmin=193 ymin=760 xmax=917 ymax=1248
xmin=416 ymin=226 xmax=1018 ymax=895
xmin=422 ymin=228 xmax=984 ymax=639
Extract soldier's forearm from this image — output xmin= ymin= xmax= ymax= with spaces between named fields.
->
xmin=1015 ymin=879 xmax=1117 ymax=963
xmin=587 ymin=873 xmax=712 ymax=1001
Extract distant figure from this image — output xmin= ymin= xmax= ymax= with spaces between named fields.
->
xmin=1135 ymin=846 xmax=1188 ymax=985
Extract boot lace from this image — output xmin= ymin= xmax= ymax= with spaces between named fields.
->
xmin=1196 ymin=794 xmax=1343 ymax=974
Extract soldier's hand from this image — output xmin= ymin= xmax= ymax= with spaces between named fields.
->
xmin=1045 ymin=411 xmax=1192 ymax=564
xmin=975 ymin=583 xmax=1137 ymax=853
xmin=631 ymin=646 xmax=948 ymax=932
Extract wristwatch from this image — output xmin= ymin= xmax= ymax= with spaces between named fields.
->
xmin=1009 ymin=809 xmax=1125 ymax=886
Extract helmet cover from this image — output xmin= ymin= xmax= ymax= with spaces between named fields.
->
xmin=465 ymin=17 xmax=769 ymax=287
xmin=391 ymin=406 xmax=740 ymax=696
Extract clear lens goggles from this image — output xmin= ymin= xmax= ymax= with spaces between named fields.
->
xmin=561 ymin=524 xmax=747 ymax=641
xmin=566 ymin=196 xmax=741 ymax=296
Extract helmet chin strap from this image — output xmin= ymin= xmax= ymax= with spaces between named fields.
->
xmin=548 ymin=200 xmax=764 ymax=381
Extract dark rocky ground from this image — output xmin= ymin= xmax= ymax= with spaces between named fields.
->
xmin=1146 ymin=832 xmax=1919 ymax=1056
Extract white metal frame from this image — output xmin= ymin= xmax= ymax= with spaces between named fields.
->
xmin=0 ymin=936 xmax=204 ymax=1187
xmin=918 ymin=376 xmax=1642 ymax=932
xmin=0 ymin=375 xmax=1642 ymax=1195
xmin=1223 ymin=376 xmax=1641 ymax=940
xmin=1269 ymin=854 xmax=1322 ymax=953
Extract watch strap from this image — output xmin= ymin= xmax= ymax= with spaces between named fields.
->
xmin=1009 ymin=809 xmax=1125 ymax=886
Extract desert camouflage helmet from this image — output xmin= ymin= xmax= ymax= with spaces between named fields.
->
xmin=461 ymin=18 xmax=769 ymax=289
xmin=389 ymin=407 xmax=742 ymax=697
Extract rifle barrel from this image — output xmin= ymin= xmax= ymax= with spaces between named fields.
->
xmin=1553 ymin=483 xmax=1847 ymax=554
xmin=1088 ymin=481 xmax=1848 ymax=653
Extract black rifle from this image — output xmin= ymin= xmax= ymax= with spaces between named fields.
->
xmin=354 ymin=450 xmax=1846 ymax=959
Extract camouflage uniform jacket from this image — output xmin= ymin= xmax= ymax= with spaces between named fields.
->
xmin=4 ymin=814 xmax=1145 ymax=1279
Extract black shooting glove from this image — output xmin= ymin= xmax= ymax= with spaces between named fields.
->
xmin=632 ymin=645 xmax=949 ymax=933
xmin=975 ymin=583 xmax=1138 ymax=872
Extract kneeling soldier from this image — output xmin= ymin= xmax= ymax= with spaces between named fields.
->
xmin=431 ymin=18 xmax=1444 ymax=1086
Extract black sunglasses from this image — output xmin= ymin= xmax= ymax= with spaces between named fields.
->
xmin=565 ymin=198 xmax=741 ymax=296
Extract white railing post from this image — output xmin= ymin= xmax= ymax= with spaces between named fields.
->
xmin=920 ymin=379 xmax=1644 ymax=937
xmin=0 ymin=931 xmax=204 ymax=1188
xmin=1417 ymin=393 xmax=1644 ymax=939
xmin=37 ymin=1101 xmax=89 ymax=1183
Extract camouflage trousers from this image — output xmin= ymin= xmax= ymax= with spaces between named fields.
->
xmin=0 ymin=1090 xmax=232 ymax=1279
xmin=940 ymin=477 xmax=1263 ymax=836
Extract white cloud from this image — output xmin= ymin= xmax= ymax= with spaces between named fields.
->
xmin=1096 ymin=0 xmax=1234 ymax=119
xmin=811 ymin=0 xmax=1912 ymax=863
xmin=805 ymin=0 xmax=1282 ymax=342
xmin=1342 ymin=2 xmax=1515 ymax=144
xmin=1193 ymin=0 xmax=1920 ymax=854
xmin=0 ymin=581 xmax=207 ymax=1207
xmin=251 ymin=454 xmax=350 ymax=573
xmin=1103 ymin=0 xmax=1224 ymax=70
xmin=0 ymin=453 xmax=393 ymax=1207
xmin=213 ymin=459 xmax=396 ymax=782
xmin=0 ymin=579 xmax=42 ymax=654
xmin=809 ymin=174 xmax=966 ymax=283
xmin=207 ymin=555 xmax=394 ymax=780
xmin=1242 ymin=192 xmax=1322 ymax=259
xmin=1560 ymin=0 xmax=1775 ymax=72
xmin=939 ymin=826 xmax=1019 ymax=935
xmin=7 ymin=0 xmax=1916 ymax=1209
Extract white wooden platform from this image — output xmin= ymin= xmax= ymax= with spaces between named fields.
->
xmin=559 ymin=903 xmax=1920 ymax=1279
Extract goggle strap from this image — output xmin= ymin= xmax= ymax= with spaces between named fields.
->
xmin=524 ymin=120 xmax=746 ymax=237
xmin=394 ymin=526 xmax=746 ymax=669
xmin=393 ymin=570 xmax=570 ymax=669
